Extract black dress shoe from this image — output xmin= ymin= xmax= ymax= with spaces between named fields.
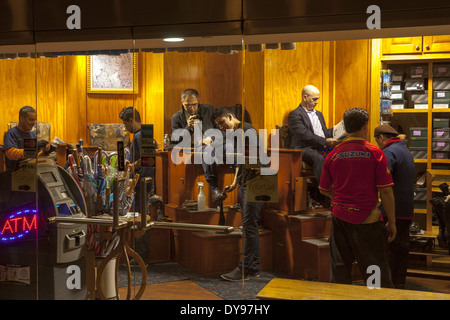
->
xmin=212 ymin=188 xmax=227 ymax=202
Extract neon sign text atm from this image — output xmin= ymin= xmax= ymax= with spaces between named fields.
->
xmin=0 ymin=210 xmax=38 ymax=242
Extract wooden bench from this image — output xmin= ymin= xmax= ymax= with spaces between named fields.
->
xmin=257 ymin=278 xmax=450 ymax=300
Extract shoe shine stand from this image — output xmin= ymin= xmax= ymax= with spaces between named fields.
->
xmin=48 ymin=177 xmax=234 ymax=300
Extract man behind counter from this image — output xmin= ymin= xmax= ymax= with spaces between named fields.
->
xmin=119 ymin=106 xmax=157 ymax=266
xmin=3 ymin=105 xmax=54 ymax=170
xmin=171 ymin=88 xmax=227 ymax=202
xmin=119 ymin=106 xmax=156 ymax=212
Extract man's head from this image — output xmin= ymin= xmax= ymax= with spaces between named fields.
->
xmin=301 ymin=85 xmax=320 ymax=111
xmin=18 ymin=106 xmax=37 ymax=132
xmin=374 ymin=124 xmax=399 ymax=148
xmin=119 ymin=106 xmax=141 ymax=133
xmin=181 ymin=89 xmax=200 ymax=116
xmin=214 ymin=107 xmax=240 ymax=131
xmin=343 ymin=107 xmax=369 ymax=135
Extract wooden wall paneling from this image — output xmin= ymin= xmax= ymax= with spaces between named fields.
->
xmin=321 ymin=41 xmax=333 ymax=126
xmin=202 ymin=51 xmax=243 ymax=108
xmin=264 ymin=42 xmax=325 ymax=133
xmin=333 ymin=39 xmax=371 ymax=127
xmin=141 ymin=52 xmax=164 ymax=146
xmin=63 ymin=55 xmax=87 ymax=145
xmin=243 ymin=50 xmax=264 ymax=131
xmin=35 ymin=57 xmax=65 ymax=142
xmin=164 ymin=52 xmax=202 ymax=135
xmin=0 ymin=58 xmax=37 ymax=139
xmin=369 ymin=39 xmax=382 ymax=145
xmin=164 ymin=51 xmax=244 ymax=136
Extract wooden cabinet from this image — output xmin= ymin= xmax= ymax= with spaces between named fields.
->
xmin=382 ymin=37 xmax=423 ymax=55
xmin=423 ymin=36 xmax=450 ymax=53
xmin=382 ymin=36 xmax=450 ymax=55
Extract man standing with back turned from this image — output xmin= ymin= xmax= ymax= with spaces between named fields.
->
xmin=319 ymin=107 xmax=396 ymax=288
xmin=374 ymin=124 xmax=414 ymax=289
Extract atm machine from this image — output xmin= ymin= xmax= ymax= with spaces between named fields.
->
xmin=0 ymin=157 xmax=87 ymax=300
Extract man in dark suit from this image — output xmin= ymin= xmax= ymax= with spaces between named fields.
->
xmin=288 ymin=85 xmax=340 ymax=183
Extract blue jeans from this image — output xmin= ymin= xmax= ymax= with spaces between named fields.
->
xmin=238 ymin=186 xmax=262 ymax=273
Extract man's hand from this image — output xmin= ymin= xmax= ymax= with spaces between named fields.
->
xmin=202 ymin=137 xmax=213 ymax=146
xmin=187 ymin=115 xmax=199 ymax=129
xmin=385 ymin=220 xmax=397 ymax=243
xmin=224 ymin=182 xmax=237 ymax=194
xmin=132 ymin=159 xmax=141 ymax=171
xmin=325 ymin=138 xmax=340 ymax=148
xmin=43 ymin=142 xmax=57 ymax=155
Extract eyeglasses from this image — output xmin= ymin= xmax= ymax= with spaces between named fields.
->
xmin=184 ymin=103 xmax=198 ymax=108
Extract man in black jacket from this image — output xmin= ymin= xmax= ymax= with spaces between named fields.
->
xmin=288 ymin=85 xmax=340 ymax=182
xmin=171 ymin=89 xmax=226 ymax=202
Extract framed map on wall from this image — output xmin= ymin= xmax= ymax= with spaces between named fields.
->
xmin=87 ymin=52 xmax=138 ymax=94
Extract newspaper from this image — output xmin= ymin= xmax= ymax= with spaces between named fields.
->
xmin=333 ymin=120 xmax=347 ymax=140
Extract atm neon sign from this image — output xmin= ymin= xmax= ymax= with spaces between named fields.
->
xmin=0 ymin=209 xmax=38 ymax=242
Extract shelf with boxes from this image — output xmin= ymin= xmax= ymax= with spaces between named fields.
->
xmin=380 ymin=64 xmax=429 ymax=113
xmin=379 ymin=60 xmax=450 ymax=233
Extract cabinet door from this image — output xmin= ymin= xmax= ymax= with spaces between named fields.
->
xmin=423 ymin=35 xmax=450 ymax=53
xmin=382 ymin=37 xmax=423 ymax=55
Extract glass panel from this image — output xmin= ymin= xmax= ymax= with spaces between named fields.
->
xmin=31 ymin=39 xmax=135 ymax=299
xmin=0 ymin=46 xmax=39 ymax=299
xmin=132 ymin=35 xmax=246 ymax=297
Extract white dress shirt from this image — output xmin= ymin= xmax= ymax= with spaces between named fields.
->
xmin=303 ymin=106 xmax=325 ymax=138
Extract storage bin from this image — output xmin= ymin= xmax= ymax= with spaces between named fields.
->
xmin=391 ymin=100 xmax=406 ymax=110
xmin=433 ymin=91 xmax=450 ymax=100
xmin=433 ymin=99 xmax=450 ymax=109
xmin=410 ymin=137 xmax=427 ymax=148
xmin=434 ymin=128 xmax=450 ymax=139
xmin=432 ymin=138 xmax=450 ymax=151
xmin=390 ymin=91 xmax=404 ymax=100
xmin=433 ymin=79 xmax=450 ymax=91
xmin=433 ymin=118 xmax=450 ymax=128
xmin=405 ymin=79 xmax=425 ymax=91
xmin=433 ymin=151 xmax=450 ymax=159
xmin=391 ymin=83 xmax=403 ymax=91
xmin=392 ymin=72 xmax=404 ymax=82
xmin=409 ymin=147 xmax=427 ymax=159
xmin=410 ymin=65 xmax=428 ymax=78
xmin=410 ymin=127 xmax=428 ymax=138
xmin=414 ymin=102 xmax=428 ymax=109
xmin=433 ymin=64 xmax=450 ymax=77
xmin=411 ymin=92 xmax=428 ymax=103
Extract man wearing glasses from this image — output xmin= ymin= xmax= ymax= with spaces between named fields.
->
xmin=171 ymin=88 xmax=227 ymax=202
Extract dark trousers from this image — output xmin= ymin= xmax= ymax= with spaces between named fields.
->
xmin=301 ymin=147 xmax=325 ymax=183
xmin=329 ymin=215 xmax=394 ymax=288
xmin=201 ymin=143 xmax=235 ymax=191
xmin=237 ymin=186 xmax=262 ymax=273
xmin=388 ymin=219 xmax=411 ymax=289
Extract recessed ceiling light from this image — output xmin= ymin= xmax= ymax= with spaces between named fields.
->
xmin=163 ymin=38 xmax=185 ymax=42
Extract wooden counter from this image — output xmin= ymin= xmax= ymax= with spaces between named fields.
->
xmin=257 ymin=278 xmax=450 ymax=300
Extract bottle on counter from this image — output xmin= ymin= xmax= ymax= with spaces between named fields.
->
xmin=197 ymin=182 xmax=206 ymax=211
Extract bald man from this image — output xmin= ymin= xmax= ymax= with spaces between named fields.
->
xmin=288 ymin=85 xmax=339 ymax=187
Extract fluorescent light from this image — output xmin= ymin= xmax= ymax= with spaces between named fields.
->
xmin=163 ymin=38 xmax=185 ymax=43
